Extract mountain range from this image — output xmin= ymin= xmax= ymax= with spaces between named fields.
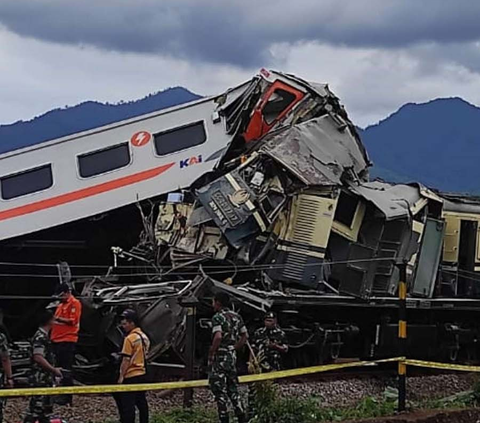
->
xmin=0 ymin=87 xmax=201 ymax=154
xmin=361 ymin=97 xmax=480 ymax=194
xmin=0 ymin=89 xmax=478 ymax=194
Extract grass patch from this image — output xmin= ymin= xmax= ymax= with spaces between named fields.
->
xmin=249 ymin=382 xmax=397 ymax=422
xmin=99 ymin=378 xmax=480 ymax=422
xmin=150 ymin=407 xmax=216 ymax=423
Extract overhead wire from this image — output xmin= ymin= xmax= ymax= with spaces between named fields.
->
xmin=2 ymin=266 xmax=480 ymax=301
xmin=0 ymin=256 xmax=403 ymax=270
xmin=0 ymin=257 xmax=400 ymax=279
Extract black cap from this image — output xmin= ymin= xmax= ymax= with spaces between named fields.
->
xmin=56 ymin=284 xmax=71 ymax=294
xmin=264 ymin=311 xmax=276 ymax=320
xmin=120 ymin=309 xmax=139 ymax=325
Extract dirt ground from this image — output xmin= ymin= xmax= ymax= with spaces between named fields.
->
xmin=346 ymin=408 xmax=480 ymax=423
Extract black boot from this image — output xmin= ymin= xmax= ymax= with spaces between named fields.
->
xmin=237 ymin=414 xmax=247 ymax=423
xmin=219 ymin=416 xmax=230 ymax=423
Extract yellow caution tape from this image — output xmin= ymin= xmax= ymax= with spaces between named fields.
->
xmin=0 ymin=357 xmax=402 ymax=398
xmin=240 ymin=357 xmax=402 ymax=384
xmin=6 ymin=356 xmax=480 ymax=398
xmin=405 ymin=359 xmax=480 ymax=373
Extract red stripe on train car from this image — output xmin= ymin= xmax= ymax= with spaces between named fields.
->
xmin=0 ymin=162 xmax=175 ymax=222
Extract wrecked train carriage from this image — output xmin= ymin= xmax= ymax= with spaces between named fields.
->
xmin=77 ymin=74 xmax=480 ymax=369
xmin=5 ymin=69 xmax=480 ymax=377
xmin=151 ymin=119 xmax=437 ymax=297
xmin=74 ymin=71 xmax=378 ymax=376
xmin=440 ymin=194 xmax=480 ymax=297
xmin=144 ymin=168 xmax=480 ymax=366
xmin=0 ymin=69 xmax=344 ymax=336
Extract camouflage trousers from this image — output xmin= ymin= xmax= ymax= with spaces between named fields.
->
xmin=208 ymin=352 xmax=244 ymax=420
xmin=23 ymin=372 xmax=53 ymax=423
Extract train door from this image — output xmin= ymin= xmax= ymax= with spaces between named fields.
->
xmin=458 ymin=220 xmax=477 ymax=296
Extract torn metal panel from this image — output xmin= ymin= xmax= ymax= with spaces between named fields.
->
xmin=411 ymin=218 xmax=445 ymax=298
xmin=91 ymin=281 xmax=192 ymax=305
xmin=261 ymin=115 xmax=369 ymax=186
xmin=348 ymin=181 xmax=424 ymax=221
xmin=208 ymin=278 xmax=272 ymax=313
xmin=186 ymin=206 xmax=213 ymax=227
xmin=339 ymin=243 xmax=378 ymax=299
xmin=154 ymin=201 xmax=229 ymax=263
xmin=79 ymin=276 xmax=211 ymax=367
xmin=218 ymin=77 xmax=263 ymax=136
xmin=155 ymin=203 xmax=193 ymax=245
xmin=443 ymin=197 xmax=480 ymax=214
xmin=267 ymin=71 xmax=370 ymax=167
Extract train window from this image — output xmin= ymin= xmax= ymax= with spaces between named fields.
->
xmin=1 ymin=164 xmax=53 ymax=200
xmin=154 ymin=121 xmax=206 ymax=156
xmin=262 ymin=89 xmax=297 ymax=125
xmin=335 ymin=192 xmax=359 ymax=228
xmin=78 ymin=143 xmax=130 ymax=178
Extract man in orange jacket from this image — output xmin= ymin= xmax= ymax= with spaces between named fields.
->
xmin=51 ymin=284 xmax=82 ymax=406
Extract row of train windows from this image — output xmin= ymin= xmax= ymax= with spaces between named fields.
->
xmin=0 ymin=121 xmax=206 ymax=200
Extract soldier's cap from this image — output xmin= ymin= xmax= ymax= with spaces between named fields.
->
xmin=264 ymin=311 xmax=277 ymax=320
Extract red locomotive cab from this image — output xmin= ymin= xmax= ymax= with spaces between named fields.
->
xmin=244 ymin=80 xmax=305 ymax=143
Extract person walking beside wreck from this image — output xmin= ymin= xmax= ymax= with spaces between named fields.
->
xmin=116 ymin=309 xmax=150 ymax=423
xmin=24 ymin=310 xmax=63 ymax=423
xmin=208 ymin=292 xmax=248 ymax=423
xmin=51 ymin=284 xmax=82 ymax=406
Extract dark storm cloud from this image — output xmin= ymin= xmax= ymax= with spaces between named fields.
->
xmin=1 ymin=0 xmax=480 ymax=67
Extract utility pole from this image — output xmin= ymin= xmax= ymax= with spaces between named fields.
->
xmin=398 ymin=262 xmax=407 ymax=412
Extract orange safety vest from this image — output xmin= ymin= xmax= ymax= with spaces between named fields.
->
xmin=51 ymin=295 xmax=82 ymax=343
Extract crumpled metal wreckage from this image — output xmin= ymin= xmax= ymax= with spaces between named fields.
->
xmin=47 ymin=70 xmax=459 ymax=380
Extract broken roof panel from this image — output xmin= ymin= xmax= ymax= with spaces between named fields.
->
xmin=261 ymin=115 xmax=369 ymax=186
xmin=348 ymin=181 xmax=425 ymax=220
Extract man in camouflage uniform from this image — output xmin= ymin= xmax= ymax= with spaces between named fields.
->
xmin=251 ymin=312 xmax=288 ymax=372
xmin=248 ymin=312 xmax=288 ymax=419
xmin=0 ymin=327 xmax=14 ymax=422
xmin=208 ymin=292 xmax=248 ymax=423
xmin=24 ymin=310 xmax=63 ymax=423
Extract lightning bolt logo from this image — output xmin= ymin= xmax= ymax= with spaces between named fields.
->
xmin=131 ymin=131 xmax=152 ymax=147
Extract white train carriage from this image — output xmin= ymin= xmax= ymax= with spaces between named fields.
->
xmin=0 ymin=94 xmax=242 ymax=242
xmin=0 ymin=70 xmax=314 ymax=242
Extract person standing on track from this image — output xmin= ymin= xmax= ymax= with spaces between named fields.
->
xmin=116 ymin=309 xmax=150 ymax=423
xmin=251 ymin=312 xmax=288 ymax=372
xmin=208 ymin=292 xmax=248 ymax=423
xmin=247 ymin=311 xmax=288 ymax=419
xmin=51 ymin=284 xmax=82 ymax=406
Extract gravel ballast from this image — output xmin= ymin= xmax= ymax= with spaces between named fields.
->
xmin=3 ymin=373 xmax=477 ymax=422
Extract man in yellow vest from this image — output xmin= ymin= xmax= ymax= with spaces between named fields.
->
xmin=116 ymin=309 xmax=150 ymax=423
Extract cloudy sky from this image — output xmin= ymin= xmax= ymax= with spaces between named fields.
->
xmin=1 ymin=0 xmax=480 ymax=127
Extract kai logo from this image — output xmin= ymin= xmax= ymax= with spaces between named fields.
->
xmin=180 ymin=155 xmax=202 ymax=169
